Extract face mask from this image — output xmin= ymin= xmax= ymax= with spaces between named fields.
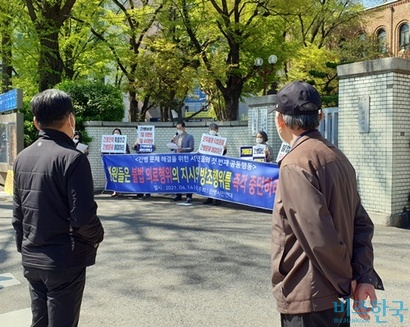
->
xmin=209 ymin=130 xmax=217 ymax=136
xmin=114 ymin=132 xmax=120 ymax=135
xmin=177 ymin=130 xmax=183 ymax=135
xmin=256 ymin=138 xmax=263 ymax=144
xmin=73 ymin=139 xmax=79 ymax=144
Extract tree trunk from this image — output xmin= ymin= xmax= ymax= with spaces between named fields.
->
xmin=221 ymin=88 xmax=240 ymax=121
xmin=25 ymin=0 xmax=77 ymax=91
xmin=129 ymin=90 xmax=139 ymax=122
xmin=1 ymin=22 xmax=12 ymax=92
xmin=38 ymin=31 xmax=64 ymax=91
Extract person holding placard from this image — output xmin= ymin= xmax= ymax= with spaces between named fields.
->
xmin=202 ymin=123 xmax=226 ymax=205
xmin=110 ymin=128 xmax=130 ymax=197
xmin=132 ymin=126 xmax=156 ymax=199
xmin=255 ymin=131 xmax=274 ymax=162
xmin=73 ymin=130 xmax=89 ymax=155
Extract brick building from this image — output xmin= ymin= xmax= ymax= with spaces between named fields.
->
xmin=364 ymin=0 xmax=410 ymax=57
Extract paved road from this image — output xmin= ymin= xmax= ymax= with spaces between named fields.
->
xmin=1 ymin=192 xmax=409 ymax=326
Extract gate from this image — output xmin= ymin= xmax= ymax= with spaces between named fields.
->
xmin=318 ymin=107 xmax=338 ymax=146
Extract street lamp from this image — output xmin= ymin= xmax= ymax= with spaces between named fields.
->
xmin=254 ymin=54 xmax=278 ymax=95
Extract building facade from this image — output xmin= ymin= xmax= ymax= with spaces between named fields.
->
xmin=364 ymin=0 xmax=410 ymax=57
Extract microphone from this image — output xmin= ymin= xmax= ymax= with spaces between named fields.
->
xmin=171 ymin=132 xmax=178 ymax=142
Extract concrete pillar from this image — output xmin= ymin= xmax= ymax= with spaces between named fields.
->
xmin=337 ymin=58 xmax=410 ymax=226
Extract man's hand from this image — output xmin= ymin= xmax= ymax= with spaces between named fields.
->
xmin=350 ymin=280 xmax=357 ymax=296
xmin=352 ymin=283 xmax=377 ymax=320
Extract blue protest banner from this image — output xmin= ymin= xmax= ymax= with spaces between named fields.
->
xmin=102 ymin=153 xmax=279 ymax=210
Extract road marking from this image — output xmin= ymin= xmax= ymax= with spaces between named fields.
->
xmin=0 ymin=273 xmax=21 ymax=289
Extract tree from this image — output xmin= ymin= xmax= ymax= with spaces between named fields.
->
xmin=25 ymin=0 xmax=77 ymax=91
xmin=60 ymin=0 xmax=115 ymax=81
xmin=273 ymin=0 xmax=385 ymax=105
xmin=174 ymin=0 xmax=282 ymax=120
xmin=131 ymin=5 xmax=201 ymax=121
xmin=57 ymin=80 xmax=125 ymax=130
xmin=87 ymin=0 xmax=165 ymax=122
xmin=0 ymin=1 xmax=13 ymax=91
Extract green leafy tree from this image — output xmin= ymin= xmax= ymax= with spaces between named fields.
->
xmin=25 ymin=0 xmax=78 ymax=91
xmin=88 ymin=0 xmax=165 ymax=122
xmin=132 ymin=5 xmax=200 ymax=121
xmin=19 ymin=80 xmax=125 ymax=146
xmin=0 ymin=1 xmax=14 ymax=91
xmin=275 ymin=0 xmax=384 ymax=105
xmin=60 ymin=0 xmax=115 ymax=81
xmin=57 ymin=80 xmax=125 ymax=132
xmin=174 ymin=0 xmax=284 ymax=120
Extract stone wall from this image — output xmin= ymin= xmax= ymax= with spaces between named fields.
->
xmin=85 ymin=120 xmax=255 ymax=191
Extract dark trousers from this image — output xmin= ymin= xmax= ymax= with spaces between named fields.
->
xmin=281 ymin=304 xmax=350 ymax=327
xmin=23 ymin=266 xmax=86 ymax=327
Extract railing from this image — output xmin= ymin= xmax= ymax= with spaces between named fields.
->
xmin=319 ymin=107 xmax=338 ymax=147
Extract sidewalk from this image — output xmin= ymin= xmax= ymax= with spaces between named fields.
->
xmin=1 ymin=192 xmax=409 ymax=326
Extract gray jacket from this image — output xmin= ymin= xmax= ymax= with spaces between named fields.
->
xmin=173 ymin=132 xmax=194 ymax=152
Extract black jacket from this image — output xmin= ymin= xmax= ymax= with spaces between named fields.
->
xmin=12 ymin=129 xmax=104 ymax=270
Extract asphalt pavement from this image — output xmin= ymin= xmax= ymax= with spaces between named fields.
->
xmin=1 ymin=192 xmax=409 ymax=327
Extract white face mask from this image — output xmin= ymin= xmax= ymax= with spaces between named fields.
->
xmin=209 ymin=130 xmax=217 ymax=136
xmin=73 ymin=139 xmax=79 ymax=144
xmin=177 ymin=130 xmax=184 ymax=135
xmin=256 ymin=137 xmax=263 ymax=144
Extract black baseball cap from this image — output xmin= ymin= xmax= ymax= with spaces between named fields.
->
xmin=268 ymin=81 xmax=321 ymax=115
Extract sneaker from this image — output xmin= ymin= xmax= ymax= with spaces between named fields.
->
xmin=143 ymin=194 xmax=151 ymax=199
xmin=171 ymin=196 xmax=182 ymax=202
xmin=214 ymin=200 xmax=222 ymax=206
xmin=186 ymin=198 xmax=192 ymax=203
xmin=203 ymin=198 xmax=213 ymax=205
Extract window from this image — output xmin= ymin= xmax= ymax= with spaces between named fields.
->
xmin=377 ymin=29 xmax=387 ymax=53
xmin=399 ymin=23 xmax=409 ymax=50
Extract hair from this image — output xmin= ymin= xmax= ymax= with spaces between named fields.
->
xmin=30 ymin=89 xmax=73 ymax=129
xmin=177 ymin=121 xmax=186 ymax=128
xmin=282 ymin=103 xmax=321 ymax=130
xmin=112 ymin=128 xmax=122 ymax=135
xmin=209 ymin=123 xmax=219 ymax=131
xmin=257 ymin=130 xmax=268 ymax=142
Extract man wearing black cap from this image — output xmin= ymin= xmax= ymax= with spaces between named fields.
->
xmin=270 ymin=81 xmax=383 ymax=326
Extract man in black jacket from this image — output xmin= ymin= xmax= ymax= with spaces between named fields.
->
xmin=12 ymin=89 xmax=104 ymax=327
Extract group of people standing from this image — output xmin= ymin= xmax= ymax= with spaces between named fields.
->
xmin=12 ymin=83 xmax=383 ymax=327
xmin=106 ymin=120 xmax=275 ymax=204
